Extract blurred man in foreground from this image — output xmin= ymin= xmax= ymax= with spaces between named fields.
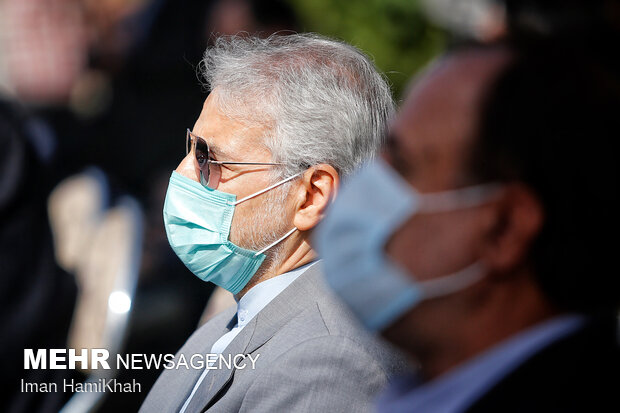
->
xmin=140 ymin=34 xmax=406 ymax=412
xmin=317 ymin=40 xmax=620 ymax=412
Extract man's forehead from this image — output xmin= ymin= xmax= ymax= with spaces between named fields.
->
xmin=404 ymin=48 xmax=510 ymax=115
xmin=394 ymin=48 xmax=511 ymax=143
xmin=193 ymin=91 xmax=270 ymax=160
xmin=388 ymin=47 xmax=511 ymax=188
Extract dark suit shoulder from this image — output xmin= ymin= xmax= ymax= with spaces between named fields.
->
xmin=466 ymin=316 xmax=620 ymax=413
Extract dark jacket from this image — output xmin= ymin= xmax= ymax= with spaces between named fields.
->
xmin=467 ymin=315 xmax=620 ymax=413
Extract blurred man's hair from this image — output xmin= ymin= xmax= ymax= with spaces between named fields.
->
xmin=470 ymin=39 xmax=620 ymax=314
xmin=503 ymin=0 xmax=619 ymax=39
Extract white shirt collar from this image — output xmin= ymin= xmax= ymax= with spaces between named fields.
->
xmin=235 ymin=261 xmax=318 ymax=327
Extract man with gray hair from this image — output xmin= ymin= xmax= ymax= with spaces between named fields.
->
xmin=139 ymin=34 xmax=406 ymax=412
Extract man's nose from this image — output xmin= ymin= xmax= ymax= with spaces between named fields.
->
xmin=175 ymin=153 xmax=200 ymax=182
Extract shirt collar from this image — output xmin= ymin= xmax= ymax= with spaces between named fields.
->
xmin=235 ymin=261 xmax=319 ymax=327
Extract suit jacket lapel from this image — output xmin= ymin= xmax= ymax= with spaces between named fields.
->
xmin=245 ymin=263 xmax=324 ymax=354
xmin=170 ymin=306 xmax=237 ymax=411
xmin=188 ymin=263 xmax=324 ymax=411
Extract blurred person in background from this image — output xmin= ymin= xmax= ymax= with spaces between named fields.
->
xmin=422 ymin=0 xmax=620 ymax=41
xmin=140 ymin=33 xmax=407 ymax=412
xmin=502 ymin=0 xmax=620 ymax=39
xmin=317 ymin=38 xmax=620 ymax=412
xmin=0 ymin=98 xmax=79 ymax=413
xmin=1 ymin=1 xmax=301 ymax=410
xmin=0 ymin=2 xmax=216 ymax=411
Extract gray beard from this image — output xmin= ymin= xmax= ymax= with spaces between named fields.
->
xmin=230 ymin=183 xmax=292 ymax=276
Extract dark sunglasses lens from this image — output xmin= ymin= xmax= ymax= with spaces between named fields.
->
xmin=185 ymin=131 xmax=219 ymax=188
xmin=195 ymin=139 xmax=209 ymax=168
xmin=208 ymin=163 xmax=221 ymax=188
xmin=195 ymin=139 xmax=212 ymax=186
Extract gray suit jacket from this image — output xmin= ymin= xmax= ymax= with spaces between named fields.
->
xmin=139 ymin=264 xmax=408 ymax=412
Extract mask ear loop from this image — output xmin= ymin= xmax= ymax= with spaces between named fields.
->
xmin=254 ymin=227 xmax=298 ymax=256
xmin=417 ymin=184 xmax=504 ymax=213
xmin=415 ymin=262 xmax=485 ymax=299
xmin=227 ymin=171 xmax=303 ymax=256
xmin=230 ymin=173 xmax=302 ymax=206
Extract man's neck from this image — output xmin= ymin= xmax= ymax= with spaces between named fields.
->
xmin=394 ymin=274 xmax=560 ymax=381
xmin=235 ymin=239 xmax=316 ymax=300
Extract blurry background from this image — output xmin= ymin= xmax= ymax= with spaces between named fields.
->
xmin=0 ymin=1 xmax=446 ymax=411
xmin=1 ymin=0 xmax=617 ymax=412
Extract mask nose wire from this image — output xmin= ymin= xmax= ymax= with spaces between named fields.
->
xmin=230 ymin=172 xmax=302 ymax=206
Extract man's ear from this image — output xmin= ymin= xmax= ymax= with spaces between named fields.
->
xmin=481 ymin=183 xmax=544 ymax=274
xmin=293 ymin=164 xmax=340 ymax=231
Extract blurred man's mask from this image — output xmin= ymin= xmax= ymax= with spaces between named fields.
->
xmin=316 ymin=158 xmax=503 ymax=331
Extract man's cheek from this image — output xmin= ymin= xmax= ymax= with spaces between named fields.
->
xmin=385 ymin=219 xmax=439 ymax=280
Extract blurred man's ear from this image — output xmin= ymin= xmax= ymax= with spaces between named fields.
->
xmin=482 ymin=183 xmax=544 ymax=275
xmin=293 ymin=164 xmax=340 ymax=231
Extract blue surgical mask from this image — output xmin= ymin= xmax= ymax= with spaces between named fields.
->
xmin=163 ymin=171 xmax=299 ymax=294
xmin=314 ymin=159 xmax=502 ymax=332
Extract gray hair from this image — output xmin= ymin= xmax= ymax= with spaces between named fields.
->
xmin=199 ymin=33 xmax=394 ymax=179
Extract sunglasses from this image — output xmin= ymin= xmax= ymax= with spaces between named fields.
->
xmin=186 ymin=128 xmax=284 ymax=188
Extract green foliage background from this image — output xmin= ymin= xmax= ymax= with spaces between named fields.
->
xmin=286 ymin=0 xmax=447 ymax=101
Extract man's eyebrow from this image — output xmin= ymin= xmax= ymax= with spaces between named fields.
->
xmin=385 ymin=133 xmax=413 ymax=177
xmin=385 ymin=132 xmax=398 ymax=152
xmin=205 ymin=140 xmax=235 ymax=161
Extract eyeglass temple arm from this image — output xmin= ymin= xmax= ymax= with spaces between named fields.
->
xmin=209 ymin=161 xmax=284 ymax=166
